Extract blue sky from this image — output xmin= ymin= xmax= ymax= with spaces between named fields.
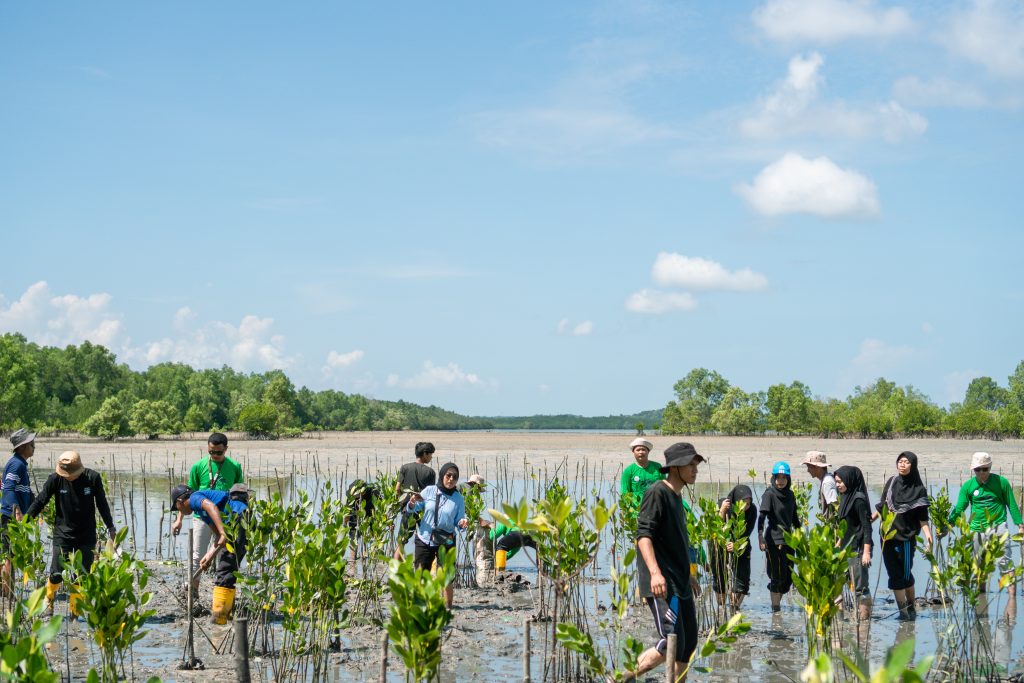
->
xmin=2 ymin=1 xmax=1022 ymax=415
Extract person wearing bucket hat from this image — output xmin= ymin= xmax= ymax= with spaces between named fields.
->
xmin=622 ymin=442 xmax=704 ymax=682
xmin=25 ymin=451 xmax=116 ymax=616
xmin=758 ymin=460 xmax=800 ymax=611
xmin=948 ymin=452 xmax=1022 ymax=592
xmin=802 ymin=451 xmax=838 ymax=520
xmin=1 ymin=428 xmax=38 ymax=594
xmin=620 ymin=438 xmax=664 ymax=523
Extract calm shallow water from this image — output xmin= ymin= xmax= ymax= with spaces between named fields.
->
xmin=22 ymin=458 xmax=1024 ymax=681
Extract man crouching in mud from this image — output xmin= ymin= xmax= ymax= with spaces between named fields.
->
xmin=619 ymin=442 xmax=704 ymax=682
xmin=171 ymin=483 xmax=249 ymax=625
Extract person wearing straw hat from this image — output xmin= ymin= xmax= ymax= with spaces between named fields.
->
xmin=802 ymin=450 xmax=838 ymax=520
xmin=622 ymin=442 xmax=705 ymax=683
xmin=620 ymin=438 xmax=663 ymax=522
xmin=948 ymin=452 xmax=1022 ymax=593
xmin=1 ymin=428 xmax=38 ymax=594
xmin=25 ymin=451 xmax=116 ymax=616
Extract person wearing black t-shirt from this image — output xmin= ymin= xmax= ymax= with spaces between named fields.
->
xmin=393 ymin=442 xmax=436 ymax=560
xmin=620 ymin=442 xmax=704 ymax=683
xmin=25 ymin=451 xmax=116 ymax=616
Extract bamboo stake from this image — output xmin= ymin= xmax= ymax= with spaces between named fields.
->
xmin=522 ymin=618 xmax=531 ymax=683
xmin=664 ymin=633 xmax=677 ymax=683
xmin=379 ymin=631 xmax=389 ymax=683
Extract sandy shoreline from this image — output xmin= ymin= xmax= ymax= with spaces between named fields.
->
xmin=25 ymin=431 xmax=1024 ymax=489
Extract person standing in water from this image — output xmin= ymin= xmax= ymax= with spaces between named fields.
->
xmin=620 ymin=438 xmax=663 ymax=522
xmin=759 ymin=461 xmax=800 ymax=612
xmin=802 ymin=451 xmax=838 ymax=521
xmin=833 ymin=465 xmax=873 ymax=621
xmin=872 ymin=451 xmax=933 ymax=620
xmin=710 ymin=484 xmax=756 ymax=611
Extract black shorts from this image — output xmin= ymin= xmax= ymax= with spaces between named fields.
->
xmin=882 ymin=539 xmax=916 ymax=590
xmin=646 ymin=595 xmax=697 ymax=663
xmin=413 ymin=537 xmax=455 ymax=573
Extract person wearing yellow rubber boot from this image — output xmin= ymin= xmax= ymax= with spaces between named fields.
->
xmin=25 ymin=451 xmax=116 ymax=617
xmin=171 ymin=483 xmax=249 ymax=625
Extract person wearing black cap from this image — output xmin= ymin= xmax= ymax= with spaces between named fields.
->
xmin=1 ymin=428 xmax=37 ymax=594
xmin=621 ymin=442 xmax=704 ymax=682
xmin=25 ymin=451 xmax=116 ymax=615
xmin=171 ymin=483 xmax=250 ymax=624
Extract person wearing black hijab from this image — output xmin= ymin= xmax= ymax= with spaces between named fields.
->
xmin=406 ymin=462 xmax=468 ymax=608
xmin=758 ymin=462 xmax=800 ymax=611
xmin=834 ymin=466 xmax=873 ymax=621
xmin=710 ymin=484 xmax=757 ymax=610
xmin=872 ymin=451 xmax=933 ymax=619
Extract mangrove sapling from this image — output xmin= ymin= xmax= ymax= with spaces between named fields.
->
xmin=72 ymin=528 xmax=156 ymax=683
xmin=386 ymin=550 xmax=455 ymax=683
xmin=0 ymin=586 xmax=62 ymax=682
xmin=800 ymin=638 xmax=933 ymax=683
xmin=457 ymin=483 xmax=485 ymax=588
xmin=924 ymin=486 xmax=953 ymax=605
xmin=785 ymin=521 xmax=854 ymax=657
xmin=793 ymin=482 xmax=814 ymax=527
xmin=350 ymin=472 xmax=402 ymax=622
xmin=5 ymin=518 xmax=46 ymax=606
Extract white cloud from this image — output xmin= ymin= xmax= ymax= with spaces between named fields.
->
xmin=324 ymin=349 xmax=364 ymax=370
xmin=572 ymin=321 xmax=594 ymax=336
xmin=892 ymin=76 xmax=992 ymax=108
xmin=736 ymin=152 xmax=880 ymax=217
xmin=173 ymin=306 xmax=196 ymax=331
xmin=838 ymin=338 xmax=916 ymax=393
xmin=386 ymin=361 xmax=490 ymax=390
xmin=557 ymin=318 xmax=570 ymax=335
xmin=943 ymin=0 xmax=1024 ymax=79
xmin=625 ymin=289 xmax=699 ymax=314
xmin=652 ymin=253 xmax=768 ymax=291
xmin=740 ymin=53 xmax=927 ymax=142
xmin=753 ymin=0 xmax=913 ymax=43
xmin=538 ymin=384 xmax=551 ymax=393
xmin=0 ymin=281 xmax=124 ymax=348
xmin=129 ymin=314 xmax=293 ymax=371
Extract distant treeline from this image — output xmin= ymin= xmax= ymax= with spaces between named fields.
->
xmin=0 ymin=333 xmax=660 ymax=439
xmin=661 ymin=366 xmax=1024 ymax=439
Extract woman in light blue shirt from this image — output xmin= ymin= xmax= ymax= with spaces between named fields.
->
xmin=407 ymin=462 xmax=468 ymax=608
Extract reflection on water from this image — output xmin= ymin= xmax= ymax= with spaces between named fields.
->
xmin=25 ymin=464 xmax=1024 ymax=681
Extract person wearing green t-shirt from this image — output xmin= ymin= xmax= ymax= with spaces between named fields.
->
xmin=621 ymin=438 xmax=664 ymax=520
xmin=948 ymin=451 xmax=1022 ymax=590
xmin=172 ymin=432 xmax=244 ymax=593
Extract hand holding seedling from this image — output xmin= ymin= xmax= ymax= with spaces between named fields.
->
xmin=720 ymin=499 xmax=731 ymax=515
xmin=861 ymin=548 xmax=871 ymax=567
xmin=457 ymin=518 xmax=468 ymax=529
xmin=171 ymin=517 xmax=182 ymax=536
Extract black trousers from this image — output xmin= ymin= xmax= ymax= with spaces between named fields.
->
xmin=710 ymin=544 xmax=752 ymax=595
xmin=214 ymin=523 xmax=247 ymax=589
xmin=495 ymin=531 xmax=536 ymax=554
xmin=49 ymin=542 xmax=94 ymax=584
xmin=764 ymin=543 xmax=793 ymax=594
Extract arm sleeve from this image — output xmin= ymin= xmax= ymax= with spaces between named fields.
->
xmin=856 ymin=498 xmax=873 ymax=548
xmin=409 ymin=485 xmax=430 ymax=513
xmin=635 ymin=489 xmax=660 ymax=541
xmin=876 ymin=478 xmax=891 ymax=514
xmin=823 ymin=478 xmax=839 ymax=505
xmin=455 ymin=494 xmax=466 ymax=523
xmin=24 ymin=476 xmax=56 ymax=521
xmin=236 ymin=461 xmax=244 ymax=484
xmin=1003 ymin=478 xmax=1023 ymax=526
xmin=187 ymin=461 xmax=202 ymax=490
xmin=949 ymin=482 xmax=970 ymax=522
xmin=1 ymin=464 xmax=18 ymax=512
xmin=620 ymin=467 xmax=631 ymax=495
xmin=93 ymin=474 xmax=115 ymax=530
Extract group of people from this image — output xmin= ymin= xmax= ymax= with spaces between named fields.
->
xmin=617 ymin=439 xmax=1023 ymax=682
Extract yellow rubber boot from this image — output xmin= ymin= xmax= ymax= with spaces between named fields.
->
xmin=495 ymin=550 xmax=508 ymax=572
xmin=69 ymin=585 xmax=83 ymax=618
xmin=211 ymin=586 xmax=235 ymax=625
xmin=45 ymin=579 xmax=60 ymax=606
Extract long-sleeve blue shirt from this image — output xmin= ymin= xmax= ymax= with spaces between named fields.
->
xmin=1 ymin=454 xmax=34 ymax=518
xmin=409 ymin=485 xmax=466 ymax=547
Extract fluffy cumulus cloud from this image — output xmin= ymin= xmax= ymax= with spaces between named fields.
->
xmin=652 ymin=253 xmax=768 ymax=291
xmin=129 ymin=314 xmax=293 ymax=371
xmin=753 ymin=0 xmax=913 ymax=43
xmin=740 ymin=52 xmax=927 ymax=142
xmin=0 ymin=281 xmax=124 ymax=348
xmin=323 ymin=349 xmax=365 ymax=371
xmin=736 ymin=153 xmax=880 ymax=217
xmin=943 ymin=0 xmax=1024 ymax=79
xmin=557 ymin=318 xmax=595 ymax=335
xmin=624 ymin=289 xmax=698 ymax=314
xmin=386 ymin=361 xmax=489 ymax=390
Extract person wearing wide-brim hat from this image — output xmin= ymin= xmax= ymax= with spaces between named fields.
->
xmin=622 ymin=442 xmax=705 ymax=683
xmin=25 ymin=451 xmax=116 ymax=616
xmin=1 ymin=428 xmax=38 ymax=594
xmin=801 ymin=450 xmax=838 ymax=520
xmin=620 ymin=438 xmax=663 ymax=523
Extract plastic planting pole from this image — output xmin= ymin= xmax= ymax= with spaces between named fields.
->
xmin=522 ymin=618 xmax=531 ymax=683
xmin=234 ymin=617 xmax=251 ymax=683
xmin=378 ymin=631 xmax=388 ymax=683
xmin=186 ymin=531 xmax=195 ymax=664
xmin=665 ymin=634 xmax=677 ymax=683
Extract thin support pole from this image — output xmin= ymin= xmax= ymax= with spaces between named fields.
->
xmin=379 ymin=631 xmax=389 ymax=683
xmin=665 ymin=633 xmax=677 ymax=683
xmin=522 ymin=618 xmax=531 ymax=683
xmin=234 ymin=617 xmax=251 ymax=682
